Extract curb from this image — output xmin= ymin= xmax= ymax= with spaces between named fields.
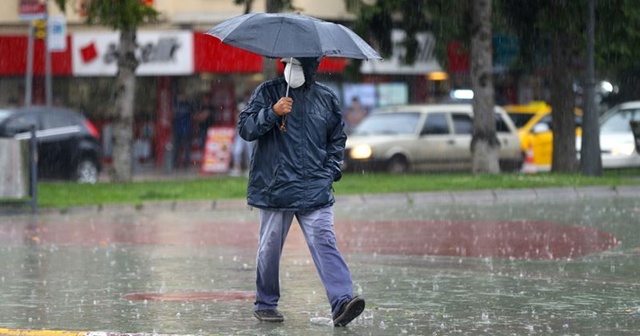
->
xmin=3 ymin=185 xmax=638 ymax=217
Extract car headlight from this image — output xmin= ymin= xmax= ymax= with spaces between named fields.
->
xmin=610 ymin=143 xmax=635 ymax=156
xmin=350 ymin=144 xmax=372 ymax=159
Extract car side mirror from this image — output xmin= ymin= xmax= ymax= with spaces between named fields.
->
xmin=532 ymin=123 xmax=550 ymax=134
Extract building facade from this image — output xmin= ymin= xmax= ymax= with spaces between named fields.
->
xmin=0 ymin=0 xmax=444 ymax=167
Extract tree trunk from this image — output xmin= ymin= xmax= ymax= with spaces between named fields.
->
xmin=550 ymin=32 xmax=579 ymax=173
xmin=111 ymin=28 xmax=138 ymax=183
xmin=580 ymin=0 xmax=602 ymax=176
xmin=470 ymin=0 xmax=500 ymax=174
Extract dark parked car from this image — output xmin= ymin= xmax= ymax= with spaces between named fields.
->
xmin=0 ymin=106 xmax=102 ymax=183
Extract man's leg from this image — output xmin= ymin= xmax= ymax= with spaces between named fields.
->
xmin=255 ymin=210 xmax=294 ymax=312
xmin=296 ymin=207 xmax=358 ymax=318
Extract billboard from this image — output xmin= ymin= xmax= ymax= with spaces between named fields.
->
xmin=19 ymin=0 xmax=46 ymax=21
xmin=72 ymin=31 xmax=194 ymax=76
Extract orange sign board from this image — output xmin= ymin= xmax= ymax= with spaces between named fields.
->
xmin=201 ymin=127 xmax=234 ymax=174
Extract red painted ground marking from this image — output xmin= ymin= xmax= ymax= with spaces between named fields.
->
xmin=338 ymin=220 xmax=620 ymax=260
xmin=123 ymin=291 xmax=254 ymax=302
xmin=0 ymin=218 xmax=619 ymax=260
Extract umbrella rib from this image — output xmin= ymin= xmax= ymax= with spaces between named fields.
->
xmin=271 ymin=17 xmax=285 ymax=58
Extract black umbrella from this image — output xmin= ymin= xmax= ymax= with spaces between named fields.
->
xmin=206 ymin=12 xmax=382 ymax=60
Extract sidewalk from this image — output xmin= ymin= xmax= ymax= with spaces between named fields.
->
xmin=1 ymin=175 xmax=639 ymax=335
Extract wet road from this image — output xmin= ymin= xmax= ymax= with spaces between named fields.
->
xmin=0 ymin=187 xmax=639 ymax=335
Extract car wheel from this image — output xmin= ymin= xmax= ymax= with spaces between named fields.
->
xmin=387 ymin=155 xmax=409 ymax=174
xmin=75 ymin=159 xmax=99 ymax=184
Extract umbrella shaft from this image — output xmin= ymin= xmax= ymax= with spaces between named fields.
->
xmin=285 ymin=57 xmax=293 ymax=97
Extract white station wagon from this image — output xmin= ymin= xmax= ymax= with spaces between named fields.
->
xmin=343 ymin=104 xmax=523 ymax=173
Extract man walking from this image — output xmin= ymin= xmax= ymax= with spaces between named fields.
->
xmin=238 ymin=57 xmax=365 ymax=327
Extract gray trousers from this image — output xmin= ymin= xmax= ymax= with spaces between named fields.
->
xmin=254 ymin=206 xmax=354 ymax=316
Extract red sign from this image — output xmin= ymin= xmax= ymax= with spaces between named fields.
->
xmin=19 ymin=0 xmax=46 ymax=20
xmin=446 ymin=41 xmax=470 ymax=74
xmin=0 ymin=32 xmax=346 ymax=76
xmin=0 ymin=35 xmax=72 ymax=75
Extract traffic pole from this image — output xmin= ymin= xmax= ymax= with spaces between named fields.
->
xmin=45 ymin=0 xmax=52 ymax=108
xmin=25 ymin=22 xmax=34 ymax=107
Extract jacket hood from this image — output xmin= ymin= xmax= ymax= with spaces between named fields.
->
xmin=296 ymin=57 xmax=321 ymax=88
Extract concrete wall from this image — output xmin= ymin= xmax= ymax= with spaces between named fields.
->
xmin=0 ymin=139 xmax=29 ymax=199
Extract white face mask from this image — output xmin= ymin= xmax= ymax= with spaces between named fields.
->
xmin=284 ymin=62 xmax=305 ymax=89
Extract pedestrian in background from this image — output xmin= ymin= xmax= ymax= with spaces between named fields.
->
xmin=230 ymin=93 xmax=254 ymax=176
xmin=172 ymin=93 xmax=195 ymax=169
xmin=238 ymin=57 xmax=365 ymax=327
xmin=195 ymin=92 xmax=216 ymax=150
xmin=344 ymin=96 xmax=367 ymax=133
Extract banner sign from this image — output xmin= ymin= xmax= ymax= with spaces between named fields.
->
xmin=201 ymin=127 xmax=235 ymax=174
xmin=19 ymin=0 xmax=46 ymax=21
xmin=48 ymin=15 xmax=67 ymax=52
xmin=72 ymin=31 xmax=193 ymax=76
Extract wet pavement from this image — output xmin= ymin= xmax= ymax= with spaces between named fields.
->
xmin=1 ymin=186 xmax=640 ymax=335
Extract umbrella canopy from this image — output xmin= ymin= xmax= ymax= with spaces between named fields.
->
xmin=206 ymin=12 xmax=382 ymax=60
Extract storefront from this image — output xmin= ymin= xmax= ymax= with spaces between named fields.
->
xmin=0 ymin=28 xmax=446 ymax=167
xmin=0 ymin=30 xmax=266 ymax=167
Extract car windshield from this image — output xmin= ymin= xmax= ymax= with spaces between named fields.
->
xmin=507 ymin=112 xmax=535 ymax=128
xmin=352 ymin=112 xmax=420 ymax=136
xmin=600 ymin=108 xmax=640 ymax=133
xmin=0 ymin=109 xmax=14 ymax=123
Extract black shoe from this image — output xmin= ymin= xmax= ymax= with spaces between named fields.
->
xmin=253 ymin=309 xmax=284 ymax=322
xmin=333 ymin=296 xmax=365 ymax=327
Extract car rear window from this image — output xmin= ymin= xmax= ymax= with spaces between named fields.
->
xmin=0 ymin=109 xmax=13 ymax=123
xmin=507 ymin=113 xmax=534 ymax=128
xmin=601 ymin=108 xmax=640 ymax=133
xmin=452 ymin=112 xmax=512 ymax=134
xmin=42 ymin=110 xmax=82 ymax=129
xmin=452 ymin=113 xmax=473 ymax=134
xmin=495 ymin=114 xmax=512 ymax=133
xmin=422 ymin=113 xmax=450 ymax=135
xmin=1 ymin=112 xmax=38 ymax=136
xmin=353 ymin=112 xmax=420 ymax=135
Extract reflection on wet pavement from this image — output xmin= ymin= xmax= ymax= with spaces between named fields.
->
xmin=0 ymin=195 xmax=639 ymax=335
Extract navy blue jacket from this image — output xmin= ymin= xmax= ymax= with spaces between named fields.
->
xmin=238 ymin=77 xmax=346 ymax=211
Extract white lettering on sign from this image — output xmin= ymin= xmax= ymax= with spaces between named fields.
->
xmin=72 ymin=31 xmax=193 ymax=76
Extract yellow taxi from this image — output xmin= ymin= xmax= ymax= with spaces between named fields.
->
xmin=503 ymin=101 xmax=582 ymax=171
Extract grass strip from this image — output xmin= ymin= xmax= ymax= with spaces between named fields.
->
xmin=30 ymin=169 xmax=640 ymax=208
